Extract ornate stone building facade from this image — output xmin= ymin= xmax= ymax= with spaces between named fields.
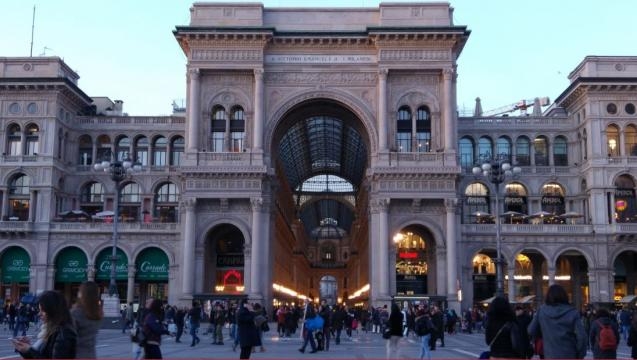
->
xmin=0 ymin=3 xmax=636 ymax=311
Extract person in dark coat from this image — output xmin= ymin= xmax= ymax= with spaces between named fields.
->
xmin=142 ymin=298 xmax=169 ymax=359
xmin=515 ymin=306 xmax=533 ymax=359
xmin=237 ymin=300 xmax=259 ymax=359
xmin=12 ymin=290 xmax=77 ymax=359
xmin=589 ymin=308 xmax=620 ymax=359
xmin=386 ymin=303 xmax=403 ymax=359
xmin=429 ymin=306 xmax=445 ymax=350
xmin=174 ymin=307 xmax=186 ymax=343
xmin=485 ymin=296 xmax=523 ymax=359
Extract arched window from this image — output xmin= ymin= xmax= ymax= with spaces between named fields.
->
xmin=120 ymin=182 xmax=141 ymax=221
xmin=540 ymin=182 xmax=565 ymax=217
xmin=553 ymin=136 xmax=568 ymax=166
xmin=8 ymin=174 xmax=30 ymax=221
xmin=154 ymin=182 xmax=179 ymax=223
xmin=230 ymin=106 xmax=245 ymax=152
xmin=152 ymin=136 xmax=167 ymax=167
xmin=80 ymin=182 xmax=104 ymax=215
xmin=496 ymin=136 xmax=512 ymax=162
xmin=396 ymin=106 xmax=412 ymax=152
xmin=211 ymin=105 xmax=226 ymax=152
xmin=78 ymin=135 xmax=93 ymax=165
xmin=614 ymin=175 xmax=637 ymax=223
xmin=134 ymin=136 xmax=148 ymax=166
xmin=516 ymin=136 xmax=531 ymax=166
xmin=504 ymin=182 xmax=528 ymax=220
xmin=7 ymin=124 xmax=21 ymax=155
xmin=607 ymin=124 xmax=620 ymax=157
xmin=478 ymin=136 xmax=493 ymax=160
xmin=115 ymin=136 xmax=130 ymax=161
xmin=459 ymin=137 xmax=475 ymax=169
xmin=626 ymin=125 xmax=637 ymax=156
xmin=534 ymin=136 xmax=549 ymax=166
xmin=464 ymin=182 xmax=491 ymax=224
xmin=415 ymin=106 xmax=431 ymax=152
xmin=25 ymin=124 xmax=39 ymax=155
xmin=96 ymin=135 xmax=111 ymax=162
xmin=170 ymin=136 xmax=184 ymax=166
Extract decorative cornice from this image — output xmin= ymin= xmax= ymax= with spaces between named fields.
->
xmin=380 ymin=49 xmax=450 ymax=62
xmin=192 ymin=49 xmax=262 ymax=62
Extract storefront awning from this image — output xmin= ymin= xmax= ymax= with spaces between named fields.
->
xmin=55 ymin=247 xmax=88 ymax=283
xmin=620 ymin=295 xmax=637 ymax=304
xmin=135 ymin=247 xmax=169 ymax=281
xmin=95 ymin=248 xmax=128 ymax=280
xmin=2 ymin=247 xmax=30 ymax=283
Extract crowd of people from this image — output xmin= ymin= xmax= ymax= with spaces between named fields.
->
xmin=4 ymin=282 xmax=637 ymax=359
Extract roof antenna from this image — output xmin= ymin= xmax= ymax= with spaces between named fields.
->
xmin=29 ymin=5 xmax=36 ymax=57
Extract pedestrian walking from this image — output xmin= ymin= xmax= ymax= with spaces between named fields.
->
xmin=174 ymin=307 xmax=186 ymax=343
xmin=414 ymin=307 xmax=433 ymax=360
xmin=386 ymin=303 xmax=403 ymax=359
xmin=589 ymin=308 xmax=619 ymax=359
xmin=141 ymin=298 xmax=169 ymax=359
xmin=188 ymin=301 xmax=201 ymax=347
xmin=71 ymin=281 xmax=103 ymax=359
xmin=236 ymin=300 xmax=259 ymax=359
xmin=12 ymin=290 xmax=77 ymax=359
xmin=124 ymin=302 xmax=135 ymax=333
xmin=528 ymin=284 xmax=587 ymax=359
xmin=484 ymin=296 xmax=524 ymax=359
xmin=299 ymin=303 xmax=320 ymax=354
xmin=429 ymin=306 xmax=445 ymax=350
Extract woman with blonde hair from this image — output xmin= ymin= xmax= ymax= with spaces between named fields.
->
xmin=71 ymin=281 xmax=103 ymax=358
xmin=12 ymin=290 xmax=77 ymax=358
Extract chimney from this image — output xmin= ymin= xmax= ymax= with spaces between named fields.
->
xmin=113 ymin=100 xmax=124 ymax=116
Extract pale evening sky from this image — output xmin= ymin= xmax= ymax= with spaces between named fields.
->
xmin=2 ymin=0 xmax=636 ymax=116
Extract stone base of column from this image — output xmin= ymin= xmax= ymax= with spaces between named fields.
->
xmin=446 ymin=295 xmax=460 ymax=313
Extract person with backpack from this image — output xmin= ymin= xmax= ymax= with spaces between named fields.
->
xmin=414 ymin=307 xmax=434 ymax=360
xmin=589 ymin=308 xmax=619 ymax=359
xmin=528 ymin=284 xmax=587 ymax=359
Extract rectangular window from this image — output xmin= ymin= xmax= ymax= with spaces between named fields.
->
xmin=416 ymin=132 xmax=431 ymax=152
xmin=396 ymin=132 xmax=411 ymax=152
xmin=211 ymin=132 xmax=224 ymax=152
xmin=9 ymin=140 xmax=21 ymax=155
xmin=154 ymin=151 xmax=167 ymax=167
xmin=231 ymin=132 xmax=244 ymax=152
xmin=79 ymin=149 xmax=92 ymax=165
xmin=136 ymin=150 xmax=148 ymax=166
xmin=26 ymin=139 xmax=38 ymax=155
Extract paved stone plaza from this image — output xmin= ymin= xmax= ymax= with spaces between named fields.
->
xmin=0 ymin=323 xmax=634 ymax=359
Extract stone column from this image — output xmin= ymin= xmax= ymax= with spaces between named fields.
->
xmin=28 ymin=190 xmax=36 ymax=222
xmin=127 ymin=265 xmax=136 ymax=304
xmin=253 ymin=69 xmax=264 ymax=151
xmin=243 ymin=245 xmax=252 ymax=298
xmin=87 ymin=265 xmax=96 ymax=282
xmin=187 ymin=68 xmax=200 ymax=152
xmin=547 ymin=266 xmax=556 ymax=286
xmin=507 ymin=265 xmax=516 ymax=300
xmin=445 ymin=198 xmax=458 ymax=310
xmin=609 ymin=190 xmax=616 ymax=224
xmin=249 ymin=198 xmax=264 ymax=300
xmin=378 ymin=199 xmax=390 ymax=298
xmin=0 ymin=190 xmax=6 ymax=220
xmin=443 ymin=68 xmax=455 ymax=151
xmin=378 ymin=69 xmax=388 ymax=152
xmin=181 ymin=199 xmax=196 ymax=298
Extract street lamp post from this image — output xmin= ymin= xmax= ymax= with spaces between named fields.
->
xmin=94 ymin=156 xmax=141 ymax=298
xmin=472 ymin=155 xmax=520 ymax=298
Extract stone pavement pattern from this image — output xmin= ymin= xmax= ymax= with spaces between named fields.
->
xmin=0 ymin=324 xmax=634 ymax=359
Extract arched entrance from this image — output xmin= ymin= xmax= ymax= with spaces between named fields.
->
xmin=555 ymin=251 xmax=589 ymax=309
xmin=270 ymin=98 xmax=371 ymax=305
xmin=613 ymin=250 xmax=637 ymax=302
xmin=0 ymin=246 xmax=31 ymax=303
xmin=204 ymin=224 xmax=246 ymax=298
xmin=319 ymin=275 xmax=338 ymax=305
xmin=54 ymin=246 xmax=88 ymax=304
xmin=135 ymin=247 xmax=169 ymax=303
xmin=94 ymin=247 xmax=128 ymax=299
xmin=392 ymin=226 xmax=436 ymax=297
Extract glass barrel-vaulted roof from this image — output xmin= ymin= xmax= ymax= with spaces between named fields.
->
xmin=278 ymin=114 xmax=367 ymax=239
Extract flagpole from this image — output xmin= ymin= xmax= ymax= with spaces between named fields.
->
xmin=30 ymin=5 xmax=36 ymax=57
